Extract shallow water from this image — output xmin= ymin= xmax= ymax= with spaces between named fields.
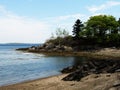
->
xmin=0 ymin=44 xmax=86 ymax=86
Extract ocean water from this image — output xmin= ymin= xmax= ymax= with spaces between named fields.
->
xmin=0 ymin=44 xmax=84 ymax=86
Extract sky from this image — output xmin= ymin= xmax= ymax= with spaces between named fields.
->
xmin=0 ymin=0 xmax=120 ymax=43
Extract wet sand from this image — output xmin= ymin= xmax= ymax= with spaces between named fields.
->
xmin=0 ymin=73 xmax=120 ymax=90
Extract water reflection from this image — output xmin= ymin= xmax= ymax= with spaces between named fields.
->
xmin=72 ymin=57 xmax=88 ymax=66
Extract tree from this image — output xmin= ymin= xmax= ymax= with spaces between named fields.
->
xmin=55 ymin=28 xmax=69 ymax=38
xmin=83 ymin=15 xmax=120 ymax=45
xmin=54 ymin=28 xmax=69 ymax=46
xmin=72 ymin=19 xmax=83 ymax=39
xmin=117 ymin=18 xmax=120 ymax=33
xmin=85 ymin=15 xmax=119 ymax=38
xmin=47 ymin=28 xmax=70 ymax=46
xmin=118 ymin=18 xmax=120 ymax=25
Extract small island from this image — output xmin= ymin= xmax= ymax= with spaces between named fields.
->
xmin=17 ymin=15 xmax=120 ymax=57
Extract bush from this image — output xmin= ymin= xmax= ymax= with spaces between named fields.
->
xmin=46 ymin=35 xmax=73 ymax=46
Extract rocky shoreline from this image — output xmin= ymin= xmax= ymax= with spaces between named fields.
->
xmin=61 ymin=59 xmax=120 ymax=81
xmin=16 ymin=43 xmax=120 ymax=90
xmin=16 ymin=43 xmax=120 ymax=60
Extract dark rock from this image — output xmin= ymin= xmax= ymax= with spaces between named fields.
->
xmin=62 ymin=70 xmax=89 ymax=81
xmin=61 ymin=59 xmax=120 ymax=81
xmin=106 ymin=74 xmax=111 ymax=77
xmin=116 ymin=69 xmax=120 ymax=72
xmin=29 ymin=46 xmax=37 ymax=51
xmin=112 ymin=81 xmax=120 ymax=87
xmin=73 ymin=46 xmax=80 ymax=51
xmin=16 ymin=48 xmax=29 ymax=50
xmin=61 ymin=66 xmax=80 ymax=73
xmin=70 ymin=84 xmax=75 ymax=86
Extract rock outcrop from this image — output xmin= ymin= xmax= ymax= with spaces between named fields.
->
xmin=61 ymin=59 xmax=120 ymax=81
xmin=17 ymin=42 xmax=73 ymax=52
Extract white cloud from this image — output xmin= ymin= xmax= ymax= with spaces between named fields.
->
xmin=0 ymin=5 xmax=50 ymax=43
xmin=44 ymin=13 xmax=86 ymax=24
xmin=54 ymin=14 xmax=85 ymax=21
xmin=87 ymin=1 xmax=120 ymax=13
xmin=0 ymin=5 xmax=87 ymax=43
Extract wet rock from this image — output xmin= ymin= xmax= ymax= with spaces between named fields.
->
xmin=16 ymin=48 xmax=29 ymax=50
xmin=61 ymin=59 xmax=120 ymax=81
xmin=62 ymin=70 xmax=89 ymax=81
xmin=61 ymin=66 xmax=79 ymax=73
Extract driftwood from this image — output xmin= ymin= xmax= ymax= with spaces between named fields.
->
xmin=61 ymin=59 xmax=120 ymax=81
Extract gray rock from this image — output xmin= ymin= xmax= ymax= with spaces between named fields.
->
xmin=29 ymin=46 xmax=37 ymax=50
xmin=112 ymin=80 xmax=120 ymax=87
xmin=40 ymin=49 xmax=46 ymax=52
xmin=64 ymin=46 xmax=73 ymax=51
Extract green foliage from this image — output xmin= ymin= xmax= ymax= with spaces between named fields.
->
xmin=47 ymin=35 xmax=73 ymax=46
xmin=72 ymin=19 xmax=83 ymax=39
xmin=47 ymin=15 xmax=120 ymax=48
xmin=117 ymin=18 xmax=120 ymax=32
xmin=55 ymin=28 xmax=69 ymax=38
xmin=47 ymin=28 xmax=72 ymax=46
xmin=75 ymin=15 xmax=120 ymax=47
xmin=85 ymin=15 xmax=119 ymax=38
xmin=108 ymin=34 xmax=120 ymax=45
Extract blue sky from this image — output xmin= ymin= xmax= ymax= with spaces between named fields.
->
xmin=0 ymin=0 xmax=120 ymax=43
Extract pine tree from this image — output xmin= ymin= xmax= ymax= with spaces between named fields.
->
xmin=72 ymin=19 xmax=83 ymax=39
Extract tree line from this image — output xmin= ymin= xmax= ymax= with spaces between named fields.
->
xmin=72 ymin=15 xmax=120 ymax=47
xmin=47 ymin=14 xmax=120 ymax=48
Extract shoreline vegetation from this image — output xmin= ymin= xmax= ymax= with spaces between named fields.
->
xmin=1 ymin=14 xmax=120 ymax=90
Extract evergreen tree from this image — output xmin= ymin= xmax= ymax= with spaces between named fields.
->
xmin=118 ymin=18 xmax=120 ymax=33
xmin=72 ymin=19 xmax=83 ymax=39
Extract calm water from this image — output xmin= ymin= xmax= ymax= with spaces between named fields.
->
xmin=0 ymin=44 xmax=86 ymax=86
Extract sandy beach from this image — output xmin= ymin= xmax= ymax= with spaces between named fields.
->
xmin=0 ymin=73 xmax=120 ymax=90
